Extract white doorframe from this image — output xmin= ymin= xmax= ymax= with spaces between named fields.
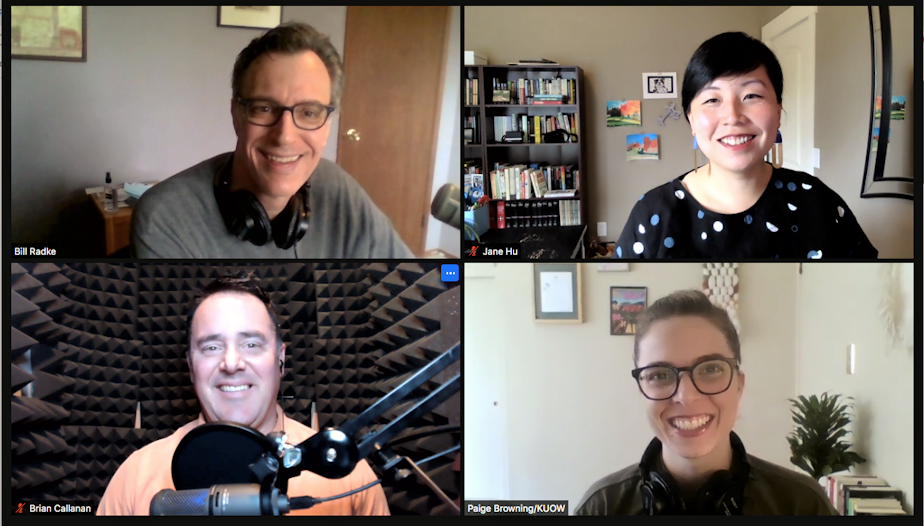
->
xmin=762 ymin=6 xmax=817 ymax=176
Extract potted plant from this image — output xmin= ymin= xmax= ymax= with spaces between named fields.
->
xmin=787 ymin=392 xmax=867 ymax=481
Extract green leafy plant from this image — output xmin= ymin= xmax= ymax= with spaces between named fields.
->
xmin=787 ymin=392 xmax=867 ymax=479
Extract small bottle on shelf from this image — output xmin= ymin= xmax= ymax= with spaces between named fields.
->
xmin=104 ymin=172 xmax=116 ymax=211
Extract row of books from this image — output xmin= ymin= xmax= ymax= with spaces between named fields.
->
xmin=490 ymin=77 xmax=576 ymax=105
xmin=491 ymin=113 xmax=578 ymax=144
xmin=488 ymin=163 xmax=579 ymax=200
xmin=491 ymin=200 xmax=581 ymax=229
xmin=464 ymin=78 xmax=480 ymax=106
xmin=822 ymin=474 xmax=906 ymax=516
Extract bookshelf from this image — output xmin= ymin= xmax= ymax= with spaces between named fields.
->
xmin=464 ymin=64 xmax=588 ymax=258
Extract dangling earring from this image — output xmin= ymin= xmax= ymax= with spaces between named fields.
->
xmin=769 ymin=130 xmax=783 ymax=168
xmin=694 ymin=136 xmax=711 ymax=175
xmin=693 ymin=136 xmax=698 ymax=174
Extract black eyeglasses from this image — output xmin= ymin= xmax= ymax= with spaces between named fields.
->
xmin=236 ymin=97 xmax=336 ymax=131
xmin=631 ymin=357 xmax=739 ymax=401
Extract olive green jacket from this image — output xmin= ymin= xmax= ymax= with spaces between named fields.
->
xmin=575 ymin=454 xmax=838 ymax=515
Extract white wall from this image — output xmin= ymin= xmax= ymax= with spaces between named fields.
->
xmin=463 ymin=262 xmax=799 ymax=510
xmin=795 ymin=263 xmax=915 ymax=513
xmin=425 ymin=5 xmax=461 ymax=255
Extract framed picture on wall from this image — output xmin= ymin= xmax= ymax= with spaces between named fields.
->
xmin=218 ymin=6 xmax=283 ymax=29
xmin=533 ymin=263 xmax=582 ymax=323
xmin=610 ymin=286 xmax=647 ymax=335
xmin=11 ymin=6 xmax=87 ymax=62
xmin=642 ymin=72 xmax=677 ymax=99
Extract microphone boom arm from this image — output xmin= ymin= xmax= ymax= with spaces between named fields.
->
xmin=281 ymin=344 xmax=461 ymax=481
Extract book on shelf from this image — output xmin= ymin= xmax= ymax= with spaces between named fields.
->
xmin=463 ymin=115 xmax=480 ymax=144
xmin=529 ymin=169 xmax=549 ymax=198
xmin=491 ymin=199 xmax=567 ymax=229
xmin=846 ymin=497 xmax=904 ymax=516
xmin=544 ymin=189 xmax=578 ymax=198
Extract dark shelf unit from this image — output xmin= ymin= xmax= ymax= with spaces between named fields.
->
xmin=464 ymin=65 xmax=588 ymax=252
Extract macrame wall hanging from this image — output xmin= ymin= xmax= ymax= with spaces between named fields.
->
xmin=879 ymin=262 xmax=914 ymax=353
xmin=702 ymin=263 xmax=741 ymax=335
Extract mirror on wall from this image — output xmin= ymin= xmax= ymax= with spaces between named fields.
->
xmin=861 ymin=6 xmax=913 ymax=200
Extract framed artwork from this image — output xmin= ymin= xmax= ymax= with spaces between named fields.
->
xmin=11 ymin=6 xmax=87 ymax=62
xmin=642 ymin=72 xmax=677 ymax=99
xmin=533 ymin=263 xmax=582 ymax=323
xmin=610 ymin=287 xmax=647 ymax=335
xmin=218 ymin=6 xmax=283 ymax=29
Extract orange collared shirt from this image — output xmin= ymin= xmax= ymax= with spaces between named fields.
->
xmin=97 ymin=407 xmax=390 ymax=516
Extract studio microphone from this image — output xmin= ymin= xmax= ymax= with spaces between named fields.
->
xmin=149 ymin=484 xmax=290 ymax=516
xmin=430 ymin=184 xmax=460 ymax=229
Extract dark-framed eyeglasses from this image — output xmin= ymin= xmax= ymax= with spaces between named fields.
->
xmin=236 ymin=97 xmax=336 ymax=131
xmin=631 ymin=357 xmax=739 ymax=401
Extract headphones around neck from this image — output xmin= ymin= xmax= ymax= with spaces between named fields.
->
xmin=639 ymin=431 xmax=750 ymax=515
xmin=214 ymin=155 xmax=311 ymax=249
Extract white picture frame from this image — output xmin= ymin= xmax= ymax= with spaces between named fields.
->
xmin=642 ymin=72 xmax=678 ymax=99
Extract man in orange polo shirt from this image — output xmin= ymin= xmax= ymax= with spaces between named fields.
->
xmin=97 ymin=273 xmax=389 ymax=516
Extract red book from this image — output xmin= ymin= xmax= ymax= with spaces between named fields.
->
xmin=496 ymin=201 xmax=506 ymax=229
xmin=531 ymin=101 xmax=562 ymax=105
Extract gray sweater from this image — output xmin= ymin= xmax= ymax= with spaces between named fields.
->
xmin=131 ymin=153 xmax=414 ymax=258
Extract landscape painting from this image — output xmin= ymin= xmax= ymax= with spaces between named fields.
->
xmin=627 ymin=133 xmax=659 ymax=161
xmin=890 ymin=96 xmax=905 ymax=120
xmin=606 ymin=100 xmax=641 ymax=127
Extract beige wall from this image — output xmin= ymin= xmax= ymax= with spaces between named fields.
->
xmin=464 ymin=6 xmax=914 ymax=258
xmin=464 ymin=262 xmax=799 ymax=509
xmin=815 ymin=6 xmax=914 ymax=259
xmin=796 ymin=263 xmax=915 ymax=513
xmin=464 ymin=262 xmax=914 ymax=513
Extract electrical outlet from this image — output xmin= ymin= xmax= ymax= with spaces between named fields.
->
xmin=813 ymin=148 xmax=820 ymax=169
xmin=597 ymin=222 xmax=607 ymax=238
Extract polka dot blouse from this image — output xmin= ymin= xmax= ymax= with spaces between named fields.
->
xmin=614 ymin=166 xmax=878 ymax=259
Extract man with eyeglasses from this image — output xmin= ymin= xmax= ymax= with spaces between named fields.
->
xmin=576 ymin=290 xmax=836 ymax=515
xmin=131 ymin=22 xmax=413 ymax=258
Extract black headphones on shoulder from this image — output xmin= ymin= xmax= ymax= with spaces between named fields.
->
xmin=213 ymin=155 xmax=311 ymax=250
xmin=639 ymin=431 xmax=750 ymax=515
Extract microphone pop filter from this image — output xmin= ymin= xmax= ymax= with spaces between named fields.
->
xmin=172 ymin=422 xmax=275 ymax=490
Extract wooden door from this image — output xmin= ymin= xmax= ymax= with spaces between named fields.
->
xmin=338 ymin=6 xmax=450 ymax=256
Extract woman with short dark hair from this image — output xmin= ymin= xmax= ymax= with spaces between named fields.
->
xmin=614 ymin=32 xmax=876 ymax=260
xmin=575 ymin=290 xmax=837 ymax=515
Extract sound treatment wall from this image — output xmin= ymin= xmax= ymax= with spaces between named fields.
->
xmin=10 ymin=262 xmax=461 ymax=515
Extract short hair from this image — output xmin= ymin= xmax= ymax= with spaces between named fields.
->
xmin=186 ymin=271 xmax=283 ymax=352
xmin=681 ymin=31 xmax=784 ymax=123
xmin=231 ymin=21 xmax=344 ymax=108
xmin=633 ymin=290 xmax=740 ymax=367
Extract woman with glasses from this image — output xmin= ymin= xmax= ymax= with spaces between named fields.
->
xmin=576 ymin=290 xmax=836 ymax=515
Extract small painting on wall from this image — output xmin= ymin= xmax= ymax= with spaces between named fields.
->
xmin=611 ymin=287 xmax=647 ymax=335
xmin=606 ymin=100 xmax=641 ymax=127
xmin=890 ymin=96 xmax=905 ymax=120
xmin=11 ymin=6 xmax=87 ymax=62
xmin=218 ymin=6 xmax=283 ymax=29
xmin=874 ymin=96 xmax=882 ymax=119
xmin=627 ymin=133 xmax=659 ymax=161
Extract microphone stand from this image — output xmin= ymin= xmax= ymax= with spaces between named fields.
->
xmin=254 ymin=343 xmax=461 ymax=513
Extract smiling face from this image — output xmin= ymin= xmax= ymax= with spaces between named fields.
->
xmin=636 ymin=315 xmax=744 ymax=462
xmin=187 ymin=291 xmax=284 ymax=434
xmin=231 ymin=50 xmax=333 ymax=205
xmin=687 ymin=65 xmax=782 ymax=175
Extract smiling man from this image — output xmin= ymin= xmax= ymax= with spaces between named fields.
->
xmin=97 ymin=273 xmax=390 ymax=515
xmin=131 ymin=22 xmax=413 ymax=258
